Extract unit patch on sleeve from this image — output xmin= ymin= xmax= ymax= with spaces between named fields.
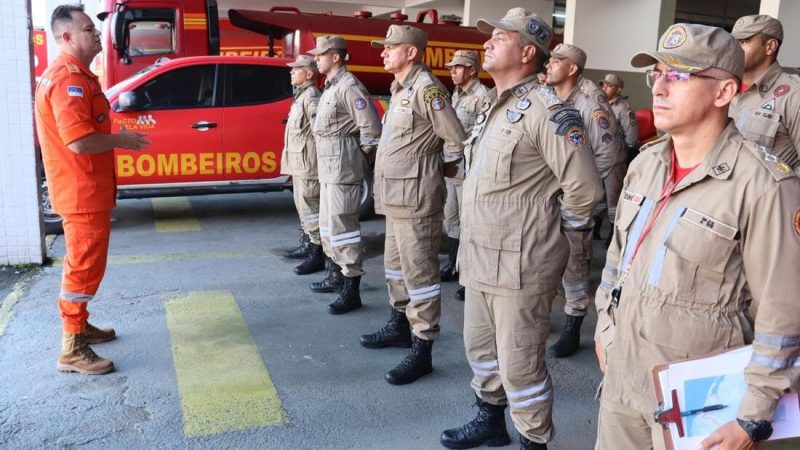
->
xmin=354 ymin=98 xmax=367 ymax=110
xmin=601 ymin=132 xmax=613 ymax=144
xmin=67 ymin=86 xmax=84 ymax=97
xmin=431 ymin=97 xmax=445 ymax=111
xmin=423 ymin=85 xmax=448 ymax=109
xmin=775 ymin=84 xmax=790 ymax=97
xmin=550 ymin=108 xmax=583 ymax=136
xmin=794 ymin=208 xmax=800 ymax=238
xmin=566 ymin=126 xmax=586 ymax=147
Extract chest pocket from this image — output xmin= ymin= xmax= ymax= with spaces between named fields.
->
xmin=287 ymin=107 xmax=305 ymax=138
xmin=658 ymin=208 xmax=738 ymax=306
xmin=391 ymin=106 xmax=414 ymax=145
xmin=479 ymin=126 xmax=522 ymax=187
xmin=317 ymin=99 xmax=338 ymax=129
xmin=92 ymin=92 xmax=111 ymax=133
xmin=743 ymin=110 xmax=781 ymax=149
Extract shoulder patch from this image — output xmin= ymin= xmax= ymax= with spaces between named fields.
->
xmin=747 ymin=143 xmax=796 ymax=181
xmin=550 ymin=108 xmax=584 ymax=136
xmin=534 ymin=84 xmax=562 ymax=109
xmin=67 ymin=86 xmax=84 ymax=97
xmin=354 ymin=98 xmax=367 ymax=110
xmin=423 ymin=85 xmax=448 ymax=107
xmin=601 ymin=132 xmax=613 ymax=144
xmin=638 ymin=133 xmax=669 ymax=153
xmin=794 ymin=209 xmax=800 ymax=238
xmin=66 ymin=62 xmax=80 ymax=73
xmin=566 ymin=126 xmax=586 ymax=147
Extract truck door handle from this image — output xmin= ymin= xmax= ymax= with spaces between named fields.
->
xmin=191 ymin=121 xmax=217 ymax=129
xmin=281 ymin=118 xmax=288 ymax=124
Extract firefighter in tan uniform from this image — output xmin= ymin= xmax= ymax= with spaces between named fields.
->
xmin=729 ymin=15 xmax=800 ymax=169
xmin=359 ymin=25 xmax=466 ymax=386
xmin=440 ymin=9 xmax=603 ymax=450
xmin=280 ymin=55 xmax=324 ymax=276
xmin=600 ymin=73 xmax=639 ymax=155
xmin=308 ymin=35 xmax=382 ymax=314
xmin=441 ymin=50 xmax=491 ymax=302
xmin=545 ymin=43 xmax=626 ymax=358
xmin=595 ymin=24 xmax=800 ymax=450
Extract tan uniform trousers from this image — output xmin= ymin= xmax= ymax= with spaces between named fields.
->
xmin=443 ymin=176 xmax=463 ymax=239
xmin=292 ymin=177 xmax=321 ymax=245
xmin=464 ymin=288 xmax=555 ymax=444
xmin=319 ymin=182 xmax=363 ymax=277
xmin=384 ymin=214 xmax=443 ymax=340
xmin=594 ymin=163 xmax=626 ymax=225
xmin=595 ymin=397 xmax=667 ymax=450
xmin=562 ymin=229 xmax=593 ymax=316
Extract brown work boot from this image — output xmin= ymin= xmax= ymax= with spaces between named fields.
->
xmin=57 ymin=332 xmax=115 ymax=375
xmin=83 ymin=322 xmax=116 ymax=344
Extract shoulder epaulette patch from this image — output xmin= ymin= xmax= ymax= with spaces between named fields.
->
xmin=534 ymin=84 xmax=562 ymax=109
xmin=749 ymin=143 xmax=796 ymax=181
xmin=66 ymin=62 xmax=80 ymax=73
xmin=638 ymin=133 xmax=669 ymax=153
xmin=423 ymin=85 xmax=448 ymax=105
xmin=550 ymin=108 xmax=583 ymax=136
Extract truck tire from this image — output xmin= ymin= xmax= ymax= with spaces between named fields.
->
xmin=41 ymin=181 xmax=64 ymax=235
xmin=359 ymin=169 xmax=375 ymax=221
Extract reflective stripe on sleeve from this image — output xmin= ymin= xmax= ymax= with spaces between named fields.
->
xmin=647 ymin=206 xmax=686 ymax=287
xmin=408 ymin=284 xmax=441 ymax=301
xmin=384 ymin=269 xmax=404 ymax=280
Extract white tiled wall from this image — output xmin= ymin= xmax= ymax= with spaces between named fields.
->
xmin=0 ymin=0 xmax=45 ymax=265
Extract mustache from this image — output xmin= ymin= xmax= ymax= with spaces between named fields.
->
xmin=652 ymin=98 xmax=673 ymax=109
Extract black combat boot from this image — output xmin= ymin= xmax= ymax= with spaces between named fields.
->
xmin=455 ymin=286 xmax=465 ymax=302
xmin=440 ymin=237 xmax=460 ymax=282
xmin=548 ymin=314 xmax=584 ymax=358
xmin=309 ymin=258 xmax=343 ymax=293
xmin=519 ymin=434 xmax=547 ymax=450
xmin=283 ymin=231 xmax=310 ymax=259
xmin=294 ymin=243 xmax=325 ymax=275
xmin=592 ymin=216 xmax=604 ymax=240
xmin=328 ymin=276 xmax=362 ymax=315
xmin=440 ymin=396 xmax=511 ymax=449
xmin=360 ymin=308 xmax=412 ymax=349
xmin=385 ymin=335 xmax=433 ymax=385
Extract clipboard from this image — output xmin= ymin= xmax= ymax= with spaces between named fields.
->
xmin=651 ymin=345 xmax=800 ymax=450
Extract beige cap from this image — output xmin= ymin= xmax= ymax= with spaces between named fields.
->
xmin=286 ymin=55 xmax=317 ymax=69
xmin=600 ymin=73 xmax=624 ymax=89
xmin=631 ymin=23 xmax=744 ymax=79
xmin=370 ymin=24 xmax=428 ymax=49
xmin=550 ymin=43 xmax=587 ymax=70
xmin=444 ymin=49 xmax=482 ymax=72
xmin=307 ymin=35 xmax=347 ymax=55
xmin=731 ymin=14 xmax=783 ymax=41
xmin=476 ymin=7 xmax=553 ymax=55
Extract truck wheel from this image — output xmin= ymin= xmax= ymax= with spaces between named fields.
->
xmin=359 ymin=169 xmax=375 ymax=221
xmin=41 ymin=182 xmax=63 ymax=235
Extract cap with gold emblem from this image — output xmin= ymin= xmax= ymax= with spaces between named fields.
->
xmin=307 ymin=35 xmax=347 ymax=55
xmin=599 ymin=73 xmax=624 ymax=89
xmin=731 ymin=14 xmax=783 ymax=41
xmin=444 ymin=49 xmax=482 ymax=72
xmin=476 ymin=7 xmax=553 ymax=55
xmin=550 ymin=43 xmax=587 ymax=70
xmin=631 ymin=23 xmax=744 ymax=79
xmin=370 ymin=24 xmax=428 ymax=49
xmin=286 ymin=54 xmax=317 ymax=69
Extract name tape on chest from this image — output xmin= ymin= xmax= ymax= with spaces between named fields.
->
xmin=681 ymin=208 xmax=737 ymax=240
xmin=622 ymin=190 xmax=644 ymax=205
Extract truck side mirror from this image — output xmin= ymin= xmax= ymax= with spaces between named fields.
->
xmin=117 ymin=92 xmax=141 ymax=112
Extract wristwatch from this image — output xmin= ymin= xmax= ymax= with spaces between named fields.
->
xmin=736 ymin=418 xmax=773 ymax=442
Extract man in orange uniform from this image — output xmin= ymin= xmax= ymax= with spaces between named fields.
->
xmin=35 ymin=4 xmax=150 ymax=375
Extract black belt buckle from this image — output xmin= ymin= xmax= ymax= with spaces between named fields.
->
xmin=610 ymin=287 xmax=622 ymax=308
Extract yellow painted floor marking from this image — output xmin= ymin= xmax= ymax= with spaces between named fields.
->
xmin=152 ymin=197 xmax=202 ymax=233
xmin=51 ymin=250 xmax=263 ymax=267
xmin=165 ymin=291 xmax=286 ymax=437
xmin=0 ymin=273 xmax=35 ymax=337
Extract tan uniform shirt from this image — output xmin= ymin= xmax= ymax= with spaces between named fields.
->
xmin=374 ymin=64 xmax=466 ymax=219
xmin=313 ymin=68 xmax=382 ymax=184
xmin=459 ymin=75 xmax=603 ymax=298
xmin=609 ymin=96 xmax=639 ymax=149
xmin=451 ymin=78 xmax=491 ymax=181
xmin=595 ymin=123 xmax=800 ymax=421
xmin=730 ymin=62 xmax=800 ymax=168
xmin=566 ymin=84 xmax=626 ymax=175
xmin=281 ymin=82 xmax=320 ymax=179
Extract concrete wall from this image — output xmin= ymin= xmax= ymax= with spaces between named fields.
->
xmin=0 ymin=0 xmax=45 ymax=265
xmin=761 ymin=0 xmax=800 ymax=67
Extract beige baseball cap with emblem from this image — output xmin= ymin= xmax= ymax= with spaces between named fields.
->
xmin=286 ymin=55 xmax=317 ymax=69
xmin=550 ymin=43 xmax=587 ymax=70
xmin=370 ymin=24 xmax=428 ymax=50
xmin=631 ymin=23 xmax=744 ymax=79
xmin=476 ymin=7 xmax=553 ymax=55
xmin=731 ymin=14 xmax=783 ymax=41
xmin=600 ymin=73 xmax=624 ymax=89
xmin=307 ymin=35 xmax=347 ymax=55
xmin=444 ymin=50 xmax=482 ymax=72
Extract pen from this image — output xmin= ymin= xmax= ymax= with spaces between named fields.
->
xmin=681 ymin=404 xmax=727 ymax=417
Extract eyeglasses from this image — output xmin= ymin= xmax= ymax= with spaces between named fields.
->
xmin=645 ymin=69 xmax=731 ymax=88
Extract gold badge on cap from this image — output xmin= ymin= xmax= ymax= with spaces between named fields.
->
xmin=662 ymin=25 xmax=687 ymax=49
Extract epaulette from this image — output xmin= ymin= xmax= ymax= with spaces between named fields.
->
xmin=343 ymin=72 xmax=357 ymax=86
xmin=745 ymin=142 xmax=796 ymax=182
xmin=533 ymin=84 xmax=563 ymax=110
xmin=638 ymin=133 xmax=669 ymax=153
xmin=65 ymin=62 xmax=81 ymax=73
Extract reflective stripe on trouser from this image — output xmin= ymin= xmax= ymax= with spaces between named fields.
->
xmin=464 ymin=288 xmax=555 ymax=444
xmin=443 ymin=177 xmax=463 ymax=239
xmin=59 ymin=211 xmax=112 ymax=334
xmin=562 ymin=229 xmax=593 ymax=316
xmin=593 ymin=163 xmax=626 ymax=224
xmin=292 ymin=176 xmax=321 ymax=245
xmin=384 ymin=214 xmax=443 ymax=340
xmin=595 ymin=397 xmax=667 ymax=450
xmin=319 ymin=182 xmax=364 ymax=277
